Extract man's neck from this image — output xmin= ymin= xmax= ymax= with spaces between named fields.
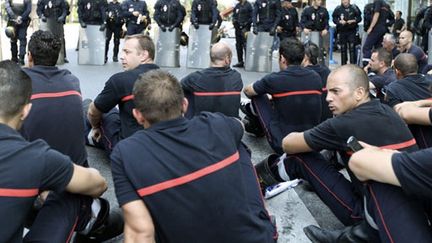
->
xmin=0 ymin=117 xmax=19 ymax=131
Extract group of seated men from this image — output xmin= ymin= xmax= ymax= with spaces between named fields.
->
xmin=2 ymin=26 xmax=432 ymax=242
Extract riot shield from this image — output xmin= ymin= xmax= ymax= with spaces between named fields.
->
xmin=155 ymin=27 xmax=180 ymax=67
xmin=245 ymin=32 xmax=273 ymax=73
xmin=40 ymin=18 xmax=65 ymax=65
xmin=187 ymin=25 xmax=216 ymax=69
xmin=78 ymin=25 xmax=105 ymax=65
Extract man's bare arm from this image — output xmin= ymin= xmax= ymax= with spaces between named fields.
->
xmin=122 ymin=200 xmax=155 ymax=243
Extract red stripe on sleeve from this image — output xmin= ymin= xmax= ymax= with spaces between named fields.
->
xmin=31 ymin=91 xmax=81 ymax=100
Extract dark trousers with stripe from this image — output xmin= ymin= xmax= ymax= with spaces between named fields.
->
xmin=24 ymin=192 xmax=93 ymax=242
xmin=85 ymin=108 xmax=121 ymax=155
xmin=252 ymin=95 xmax=283 ymax=154
xmin=283 ymin=152 xmax=432 ymax=242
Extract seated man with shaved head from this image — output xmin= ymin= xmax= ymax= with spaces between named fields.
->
xmin=398 ymin=30 xmax=428 ymax=73
xmin=385 ymin=53 xmax=432 ymax=149
xmin=255 ymin=65 xmax=424 ymax=242
xmin=181 ymin=42 xmax=243 ymax=118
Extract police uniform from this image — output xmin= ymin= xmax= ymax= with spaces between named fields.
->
xmin=154 ymin=0 xmax=184 ymax=31
xmin=181 ymin=66 xmax=243 ymax=118
xmin=277 ymin=2 xmax=299 ymax=40
xmin=281 ymin=99 xmax=420 ymax=241
xmin=19 ymin=66 xmax=97 ymax=242
xmin=77 ymin=0 xmax=107 ymax=27
xmin=385 ymin=74 xmax=432 ymax=149
xmin=0 ymin=124 xmax=73 ymax=242
xmin=190 ymin=0 xmax=218 ymax=29
xmin=362 ymin=0 xmax=393 ymax=63
xmin=252 ymin=0 xmax=281 ymax=34
xmin=122 ymin=0 xmax=150 ymax=35
xmin=232 ymin=0 xmax=252 ymax=66
xmin=300 ymin=4 xmax=329 ymax=32
xmin=111 ymin=112 xmax=277 ymax=243
xmin=304 ymin=64 xmax=332 ymax=122
xmin=392 ymin=16 xmax=405 ymax=38
xmin=89 ymin=63 xmax=160 ymax=153
xmin=105 ymin=0 xmax=124 ymax=63
xmin=37 ymin=0 xmax=67 ymax=23
xmin=251 ymin=66 xmax=322 ymax=154
xmin=332 ymin=3 xmax=362 ymax=65
xmin=5 ymin=0 xmax=32 ymax=64
xmin=362 ymin=3 xmax=374 ymax=32
xmin=414 ymin=5 xmax=432 ymax=53
xmin=368 ymin=67 xmax=396 ymax=101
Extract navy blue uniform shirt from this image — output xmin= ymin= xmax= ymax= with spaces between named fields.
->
xmin=94 ymin=63 xmax=159 ymax=139
xmin=181 ymin=66 xmax=243 ymax=118
xmin=111 ymin=113 xmax=277 ymax=243
xmin=21 ymin=66 xmax=88 ymax=166
xmin=253 ymin=65 xmax=323 ymax=146
xmin=0 ymin=124 xmax=73 ymax=243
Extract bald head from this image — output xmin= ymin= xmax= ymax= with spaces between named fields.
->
xmin=329 ymin=64 xmax=369 ymax=91
xmin=210 ymin=42 xmax=232 ymax=67
xmin=394 ymin=53 xmax=418 ymax=76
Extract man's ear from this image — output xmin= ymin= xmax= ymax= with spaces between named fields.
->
xmin=21 ymin=103 xmax=32 ymax=121
xmin=27 ymin=52 xmax=34 ymax=67
xmin=132 ymin=108 xmax=145 ymax=125
xmin=182 ymin=98 xmax=189 ymax=114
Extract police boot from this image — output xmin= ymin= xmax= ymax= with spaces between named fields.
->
xmin=74 ymin=198 xmax=124 ymax=243
xmin=242 ymin=116 xmax=264 ymax=137
xmin=11 ymin=41 xmax=18 ymax=63
xmin=113 ymin=42 xmax=119 ymax=62
xmin=233 ymin=45 xmax=244 ymax=68
xmin=254 ymin=154 xmax=282 ymax=194
xmin=348 ymin=43 xmax=357 ymax=65
xmin=340 ymin=44 xmax=348 ymax=65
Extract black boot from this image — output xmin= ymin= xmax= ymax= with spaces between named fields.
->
xmin=304 ymin=225 xmax=345 ymax=243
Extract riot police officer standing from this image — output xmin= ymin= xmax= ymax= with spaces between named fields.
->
xmin=77 ymin=0 xmax=107 ymax=30
xmin=277 ymin=0 xmax=299 ymax=40
xmin=122 ymin=0 xmax=151 ymax=35
xmin=5 ymin=0 xmax=32 ymax=65
xmin=332 ymin=0 xmax=361 ymax=65
xmin=154 ymin=0 xmax=185 ymax=32
xmin=301 ymin=0 xmax=329 ymax=37
xmin=252 ymin=0 xmax=281 ymax=35
xmin=190 ymin=0 xmax=219 ymax=30
xmin=105 ymin=0 xmax=124 ymax=63
xmin=232 ymin=0 xmax=252 ymax=67
xmin=414 ymin=0 xmax=432 ymax=53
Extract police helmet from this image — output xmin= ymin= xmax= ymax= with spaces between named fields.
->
xmin=5 ymin=26 xmax=15 ymax=39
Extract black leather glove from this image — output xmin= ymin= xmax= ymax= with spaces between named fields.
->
xmin=99 ymin=23 xmax=106 ymax=31
xmin=168 ymin=25 xmax=175 ymax=31
xmin=194 ymin=23 xmax=199 ymax=29
xmin=209 ymin=24 xmax=214 ymax=30
xmin=253 ymin=27 xmax=258 ymax=35
xmin=160 ymin=25 xmax=167 ymax=32
xmin=269 ymin=29 xmax=275 ymax=36
xmin=80 ymin=21 xmax=87 ymax=28
xmin=41 ymin=16 xmax=47 ymax=22
xmin=57 ymin=16 xmax=65 ymax=23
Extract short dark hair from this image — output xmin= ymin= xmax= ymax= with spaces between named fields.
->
xmin=133 ymin=70 xmax=184 ymax=124
xmin=396 ymin=10 xmax=402 ymax=17
xmin=279 ymin=38 xmax=305 ymax=65
xmin=373 ymin=48 xmax=392 ymax=67
xmin=304 ymin=41 xmax=320 ymax=65
xmin=394 ymin=53 xmax=418 ymax=76
xmin=28 ymin=30 xmax=61 ymax=66
xmin=0 ymin=60 xmax=32 ymax=119
xmin=125 ymin=34 xmax=155 ymax=60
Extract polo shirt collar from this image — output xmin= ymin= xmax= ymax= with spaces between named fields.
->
xmin=147 ymin=116 xmax=188 ymax=131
